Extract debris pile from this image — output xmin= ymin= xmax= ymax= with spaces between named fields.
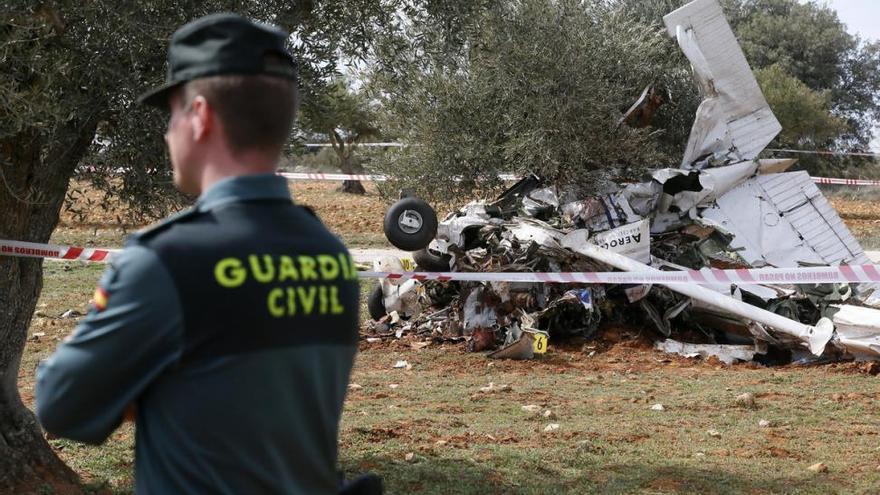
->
xmin=364 ymin=0 xmax=880 ymax=365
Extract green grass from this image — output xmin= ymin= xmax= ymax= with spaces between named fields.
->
xmin=338 ymin=347 xmax=880 ymax=494
xmin=18 ymin=244 xmax=880 ymax=494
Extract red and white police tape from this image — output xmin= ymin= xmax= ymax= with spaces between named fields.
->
xmin=0 ymin=240 xmax=119 ymax=262
xmin=281 ymin=171 xmax=880 ymax=186
xmin=4 ymin=239 xmax=880 ymax=285
xmin=279 ymin=172 xmax=521 ymax=182
xmin=811 ymin=176 xmax=880 ymax=186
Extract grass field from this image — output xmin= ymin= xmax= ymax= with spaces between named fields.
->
xmin=16 ymin=181 xmax=880 ymax=494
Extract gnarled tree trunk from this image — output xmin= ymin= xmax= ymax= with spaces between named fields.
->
xmin=339 ymin=153 xmax=367 ymax=195
xmin=0 ymin=118 xmax=98 ymax=494
xmin=330 ymin=132 xmax=366 ymax=195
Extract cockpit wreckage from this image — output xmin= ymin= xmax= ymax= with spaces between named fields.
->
xmin=364 ymin=0 xmax=880 ymax=365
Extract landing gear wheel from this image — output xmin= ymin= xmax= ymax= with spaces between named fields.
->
xmin=367 ymin=284 xmax=386 ymax=321
xmin=413 ymin=248 xmax=452 ymax=272
xmin=383 ymin=197 xmax=437 ymax=251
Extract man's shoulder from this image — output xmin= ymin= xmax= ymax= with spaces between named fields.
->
xmin=128 ymin=207 xmax=202 ymax=245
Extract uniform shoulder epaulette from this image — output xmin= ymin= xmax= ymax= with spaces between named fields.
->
xmin=129 ymin=207 xmax=201 ymax=243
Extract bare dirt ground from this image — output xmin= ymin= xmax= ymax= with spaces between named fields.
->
xmin=16 ymin=179 xmax=880 ymax=494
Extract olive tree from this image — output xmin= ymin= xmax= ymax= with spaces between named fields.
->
xmin=367 ymin=0 xmax=700 ymax=201
xmin=0 ymin=1 xmax=390 ymax=491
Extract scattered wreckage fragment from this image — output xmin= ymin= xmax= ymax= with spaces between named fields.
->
xmin=364 ymin=0 xmax=880 ymax=365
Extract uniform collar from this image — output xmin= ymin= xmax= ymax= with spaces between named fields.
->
xmin=196 ymin=173 xmax=292 ymax=212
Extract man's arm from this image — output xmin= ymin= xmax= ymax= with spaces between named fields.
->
xmin=36 ymin=244 xmax=183 ymax=444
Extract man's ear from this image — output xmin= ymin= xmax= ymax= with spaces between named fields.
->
xmin=190 ymin=95 xmax=212 ymax=141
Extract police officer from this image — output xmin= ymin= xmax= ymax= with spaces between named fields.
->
xmin=36 ymin=14 xmax=361 ymax=494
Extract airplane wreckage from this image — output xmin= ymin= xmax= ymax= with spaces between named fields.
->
xmin=365 ymin=0 xmax=880 ymax=365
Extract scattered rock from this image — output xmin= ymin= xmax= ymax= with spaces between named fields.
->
xmin=694 ymin=452 xmax=706 ymax=458
xmin=544 ymin=423 xmax=560 ymax=433
xmin=410 ymin=341 xmax=430 ymax=350
xmin=735 ymin=392 xmax=756 ymax=409
xmin=479 ymin=382 xmax=511 ymax=393
xmin=348 ymin=383 xmax=363 ymax=391
xmin=434 ymin=440 xmax=447 ymax=447
xmin=650 ymin=403 xmax=665 ymax=411
xmin=60 ymin=309 xmax=82 ymax=319
xmin=404 ymin=452 xmax=415 ymax=462
xmin=521 ymin=405 xmax=541 ymax=414
xmin=707 ymin=429 xmax=721 ymax=438
xmin=393 ymin=360 xmax=412 ymax=370
xmin=758 ymin=419 xmax=771 ymax=428
xmin=807 ymin=462 xmax=828 ymax=473
xmin=542 ymin=409 xmax=557 ymax=420
xmin=388 ymin=383 xmax=400 ymax=389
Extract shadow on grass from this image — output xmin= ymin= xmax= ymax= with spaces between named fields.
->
xmin=342 ymin=454 xmax=842 ymax=494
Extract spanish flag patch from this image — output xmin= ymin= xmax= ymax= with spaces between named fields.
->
xmin=92 ymin=286 xmax=109 ymax=312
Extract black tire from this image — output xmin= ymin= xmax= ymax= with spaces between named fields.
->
xmin=383 ymin=197 xmax=438 ymax=251
xmin=413 ymin=248 xmax=452 ymax=272
xmin=367 ymin=284 xmax=387 ymax=321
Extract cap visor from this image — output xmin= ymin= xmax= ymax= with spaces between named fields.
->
xmin=137 ymin=81 xmax=182 ymax=109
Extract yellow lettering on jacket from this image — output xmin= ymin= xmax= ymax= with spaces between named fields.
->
xmin=215 ymin=257 xmax=247 ymax=288
xmin=278 ymin=255 xmax=300 ymax=282
xmin=267 ymin=287 xmax=285 ymax=317
xmin=249 ymin=255 xmax=275 ymax=283
xmin=298 ymin=256 xmax=319 ymax=281
xmin=297 ymin=286 xmax=317 ymax=314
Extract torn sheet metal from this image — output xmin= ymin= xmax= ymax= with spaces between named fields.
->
xmin=664 ymin=0 xmax=781 ymax=167
xmin=588 ymin=219 xmax=650 ymax=263
xmin=562 ymin=192 xmax=641 ymax=232
xmin=463 ymin=286 xmax=498 ymax=332
xmin=374 ymin=256 xmax=422 ymax=317
xmin=829 ymin=305 xmax=880 ymax=359
xmin=435 ymin=202 xmax=495 ymax=252
xmin=625 ymin=284 xmax=652 ymax=303
xmin=655 ymin=339 xmax=760 ymax=364
xmin=505 ymin=217 xmax=567 ymax=249
xmin=522 ymin=187 xmax=560 ymax=218
xmin=561 ymin=237 xmax=834 ymax=356
xmin=701 ymin=171 xmax=871 ymax=267
xmin=487 ymin=325 xmax=548 ymax=359
xmin=533 ymin=288 xmax=601 ymax=339
xmin=652 ymin=160 xmax=759 ymax=215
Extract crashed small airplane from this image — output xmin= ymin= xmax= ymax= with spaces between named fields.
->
xmin=367 ymin=0 xmax=880 ymax=365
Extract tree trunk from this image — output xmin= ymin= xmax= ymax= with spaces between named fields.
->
xmin=337 ymin=152 xmax=365 ymax=195
xmin=330 ymin=133 xmax=366 ymax=195
xmin=0 ymin=118 xmax=98 ymax=493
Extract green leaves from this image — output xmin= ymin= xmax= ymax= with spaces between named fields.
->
xmin=369 ymin=0 xmax=695 ymax=201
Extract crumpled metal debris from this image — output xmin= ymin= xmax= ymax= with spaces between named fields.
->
xmin=366 ymin=0 xmax=880 ymax=364
xmin=654 ymin=340 xmax=762 ymax=365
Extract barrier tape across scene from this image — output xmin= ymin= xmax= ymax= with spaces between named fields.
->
xmin=280 ymin=172 xmax=880 ymax=187
xmin=4 ymin=239 xmax=880 ymax=285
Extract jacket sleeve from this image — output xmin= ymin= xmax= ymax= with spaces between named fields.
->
xmin=36 ymin=244 xmax=184 ymax=444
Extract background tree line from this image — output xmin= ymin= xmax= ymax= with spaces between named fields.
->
xmin=366 ymin=0 xmax=880 ymax=200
